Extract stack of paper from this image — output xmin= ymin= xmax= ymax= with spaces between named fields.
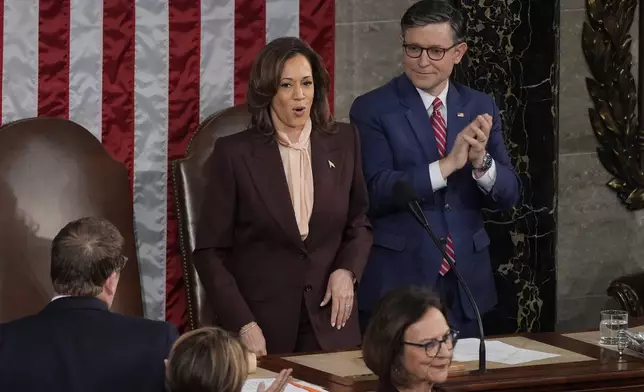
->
xmin=243 ymin=379 xmax=326 ymax=392
xmin=453 ymin=338 xmax=560 ymax=365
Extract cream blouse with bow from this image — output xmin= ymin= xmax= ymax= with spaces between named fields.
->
xmin=274 ymin=118 xmax=314 ymax=240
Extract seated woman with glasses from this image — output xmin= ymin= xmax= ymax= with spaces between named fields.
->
xmin=362 ymin=286 xmax=458 ymax=392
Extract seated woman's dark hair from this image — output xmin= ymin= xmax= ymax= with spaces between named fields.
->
xmin=246 ymin=36 xmax=333 ymax=136
xmin=165 ymin=326 xmax=250 ymax=392
xmin=362 ymin=285 xmax=447 ymax=389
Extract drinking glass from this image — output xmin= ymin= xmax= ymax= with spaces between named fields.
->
xmin=599 ymin=310 xmax=628 ymax=345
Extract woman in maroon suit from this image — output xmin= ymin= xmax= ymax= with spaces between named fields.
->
xmin=193 ymin=37 xmax=373 ymax=355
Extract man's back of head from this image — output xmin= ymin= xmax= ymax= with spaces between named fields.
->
xmin=51 ymin=216 xmax=127 ymax=307
xmin=0 ymin=217 xmax=177 ymax=392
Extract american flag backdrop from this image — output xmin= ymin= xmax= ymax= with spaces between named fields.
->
xmin=0 ymin=0 xmax=335 ymax=329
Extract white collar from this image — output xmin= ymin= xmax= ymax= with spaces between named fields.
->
xmin=415 ymin=80 xmax=450 ymax=111
xmin=51 ymin=294 xmax=71 ymax=302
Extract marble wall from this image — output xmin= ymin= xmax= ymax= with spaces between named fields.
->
xmin=335 ymin=0 xmax=560 ymax=333
xmin=456 ymin=0 xmax=559 ymax=333
xmin=557 ymin=0 xmax=640 ymax=331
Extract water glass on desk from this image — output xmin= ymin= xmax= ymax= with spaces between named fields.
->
xmin=600 ymin=310 xmax=628 ymax=345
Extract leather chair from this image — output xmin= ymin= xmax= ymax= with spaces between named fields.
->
xmin=172 ymin=104 xmax=252 ymax=330
xmin=608 ymin=273 xmax=644 ymax=317
xmin=0 ymin=117 xmax=143 ymax=322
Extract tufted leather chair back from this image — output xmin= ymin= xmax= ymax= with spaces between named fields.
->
xmin=0 ymin=117 xmax=143 ymax=322
xmin=171 ymin=105 xmax=251 ymax=330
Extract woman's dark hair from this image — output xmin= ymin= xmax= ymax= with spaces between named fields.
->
xmin=246 ymin=36 xmax=333 ymax=136
xmin=362 ymin=285 xmax=446 ymax=389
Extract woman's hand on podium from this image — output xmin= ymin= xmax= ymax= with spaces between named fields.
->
xmin=321 ymin=268 xmax=355 ymax=329
xmin=240 ymin=321 xmax=267 ymax=356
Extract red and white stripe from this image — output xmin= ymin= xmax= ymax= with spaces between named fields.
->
xmin=439 ymin=236 xmax=455 ymax=275
xmin=0 ymin=0 xmax=335 ymax=330
xmin=431 ymin=98 xmax=455 ymax=276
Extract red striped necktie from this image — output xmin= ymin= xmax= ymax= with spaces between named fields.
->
xmin=430 ymin=97 xmax=455 ymax=276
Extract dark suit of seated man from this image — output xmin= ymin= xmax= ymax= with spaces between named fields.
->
xmin=0 ymin=217 xmax=178 ymax=392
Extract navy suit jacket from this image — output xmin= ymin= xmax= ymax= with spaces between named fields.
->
xmin=0 ymin=296 xmax=178 ymax=392
xmin=350 ymin=74 xmax=520 ymax=321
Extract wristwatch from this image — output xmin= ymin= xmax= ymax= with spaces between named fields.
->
xmin=474 ymin=153 xmax=492 ymax=173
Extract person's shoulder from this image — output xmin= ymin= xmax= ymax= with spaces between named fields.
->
xmin=108 ymin=312 xmax=177 ymax=338
xmin=351 ymin=76 xmax=401 ymax=113
xmin=215 ymin=128 xmax=257 ymax=148
xmin=0 ymin=314 xmax=49 ymax=350
xmin=0 ymin=313 xmax=41 ymax=334
xmin=355 ymin=78 xmax=397 ymax=101
xmin=324 ymin=121 xmax=360 ymax=147
xmin=331 ymin=121 xmax=356 ymax=136
xmin=210 ymin=128 xmax=264 ymax=164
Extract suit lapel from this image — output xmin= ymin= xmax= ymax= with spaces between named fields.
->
xmin=397 ymin=76 xmax=436 ymax=161
xmin=305 ymin=129 xmax=343 ymax=247
xmin=248 ymin=134 xmax=304 ymax=251
xmin=446 ymin=82 xmax=468 ymax=154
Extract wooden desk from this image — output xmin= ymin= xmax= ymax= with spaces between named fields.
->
xmin=248 ymin=367 xmax=278 ymax=379
xmin=258 ymin=331 xmax=644 ymax=392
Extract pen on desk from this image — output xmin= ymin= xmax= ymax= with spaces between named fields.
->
xmin=289 ymin=381 xmax=321 ymax=392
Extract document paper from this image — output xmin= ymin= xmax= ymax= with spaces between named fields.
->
xmin=243 ymin=379 xmax=326 ymax=392
xmin=453 ymin=338 xmax=560 ymax=365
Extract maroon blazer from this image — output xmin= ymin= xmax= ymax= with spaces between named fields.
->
xmin=193 ymin=122 xmax=373 ymax=354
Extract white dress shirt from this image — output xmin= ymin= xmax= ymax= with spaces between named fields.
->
xmin=417 ymin=81 xmax=497 ymax=193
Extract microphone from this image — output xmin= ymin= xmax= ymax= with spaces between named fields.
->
xmin=392 ymin=180 xmax=487 ymax=373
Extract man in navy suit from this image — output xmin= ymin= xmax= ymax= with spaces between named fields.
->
xmin=0 ymin=217 xmax=178 ymax=392
xmin=350 ymin=0 xmax=520 ymax=337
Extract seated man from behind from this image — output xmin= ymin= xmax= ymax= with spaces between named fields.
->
xmin=0 ymin=216 xmax=178 ymax=392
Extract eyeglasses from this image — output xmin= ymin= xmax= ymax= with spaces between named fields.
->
xmin=403 ymin=42 xmax=462 ymax=61
xmin=403 ymin=329 xmax=459 ymax=357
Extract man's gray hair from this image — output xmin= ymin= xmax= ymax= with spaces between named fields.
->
xmin=50 ymin=217 xmax=127 ymax=296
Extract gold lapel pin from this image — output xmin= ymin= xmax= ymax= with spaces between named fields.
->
xmin=328 ymin=160 xmax=335 ymax=168
xmin=457 ymin=112 xmax=465 ymax=117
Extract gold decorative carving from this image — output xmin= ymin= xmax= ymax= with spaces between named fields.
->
xmin=583 ymin=0 xmax=644 ymax=209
